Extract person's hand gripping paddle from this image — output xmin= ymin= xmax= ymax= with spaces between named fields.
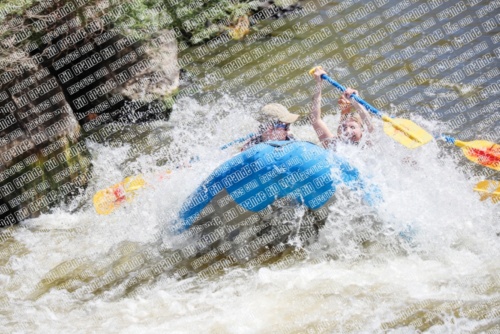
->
xmin=309 ymin=66 xmax=433 ymax=149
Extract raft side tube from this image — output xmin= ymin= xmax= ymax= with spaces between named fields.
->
xmin=176 ymin=141 xmax=381 ymax=232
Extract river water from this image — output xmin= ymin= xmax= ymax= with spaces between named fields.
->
xmin=2 ymin=0 xmax=500 ymax=332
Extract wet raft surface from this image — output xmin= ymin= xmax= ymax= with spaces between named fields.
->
xmin=171 ymin=141 xmax=379 ymax=275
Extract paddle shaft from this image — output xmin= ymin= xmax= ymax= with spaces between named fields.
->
xmin=441 ymin=135 xmax=496 ymax=154
xmin=183 ymin=133 xmax=257 ymax=165
xmin=320 ymin=74 xmax=383 ymax=118
xmin=220 ymin=132 xmax=257 ymax=150
xmin=441 ymin=135 xmax=458 ymax=145
xmin=320 ymin=73 xmax=429 ymax=143
xmin=438 ymin=134 xmax=500 ymax=171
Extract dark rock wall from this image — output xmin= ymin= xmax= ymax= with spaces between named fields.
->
xmin=0 ymin=0 xmax=179 ymax=225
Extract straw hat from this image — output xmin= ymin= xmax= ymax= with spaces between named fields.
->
xmin=260 ymin=103 xmax=299 ymax=123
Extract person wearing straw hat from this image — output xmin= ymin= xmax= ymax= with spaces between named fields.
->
xmin=241 ymin=103 xmax=300 ymax=151
xmin=311 ymin=67 xmax=374 ymax=149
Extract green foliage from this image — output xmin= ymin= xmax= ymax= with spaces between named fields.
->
xmin=0 ymin=0 xmax=297 ymax=53
xmin=164 ymin=0 xmax=260 ymax=44
xmin=89 ymin=0 xmax=258 ymax=44
xmin=0 ymin=0 xmax=35 ymax=22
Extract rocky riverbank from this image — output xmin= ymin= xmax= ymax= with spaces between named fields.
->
xmin=0 ymin=0 xmax=180 ymax=225
xmin=0 ymin=0 xmax=303 ymax=225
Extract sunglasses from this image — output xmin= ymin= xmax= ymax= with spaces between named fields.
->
xmin=273 ymin=121 xmax=289 ymax=130
xmin=259 ymin=121 xmax=290 ymax=132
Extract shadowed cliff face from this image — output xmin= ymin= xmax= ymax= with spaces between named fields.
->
xmin=0 ymin=1 xmax=179 ymax=225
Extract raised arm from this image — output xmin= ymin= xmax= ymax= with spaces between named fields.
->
xmin=351 ymin=98 xmax=374 ymax=133
xmin=311 ymin=68 xmax=335 ymax=145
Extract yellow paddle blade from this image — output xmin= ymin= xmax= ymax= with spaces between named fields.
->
xmin=93 ymin=189 xmax=123 ymax=215
xmin=474 ymin=180 xmax=500 ymax=203
xmin=455 ymin=140 xmax=500 ymax=171
xmin=93 ymin=171 xmax=173 ymax=215
xmin=93 ymin=175 xmax=145 ymax=215
xmin=122 ymin=175 xmax=147 ymax=192
xmin=381 ymin=117 xmax=433 ymax=148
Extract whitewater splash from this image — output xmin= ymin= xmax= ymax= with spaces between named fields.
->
xmin=1 ymin=96 xmax=499 ymax=333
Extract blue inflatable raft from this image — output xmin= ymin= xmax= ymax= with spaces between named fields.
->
xmin=167 ymin=140 xmax=382 ymax=273
xmin=177 ymin=141 xmax=379 ymax=232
